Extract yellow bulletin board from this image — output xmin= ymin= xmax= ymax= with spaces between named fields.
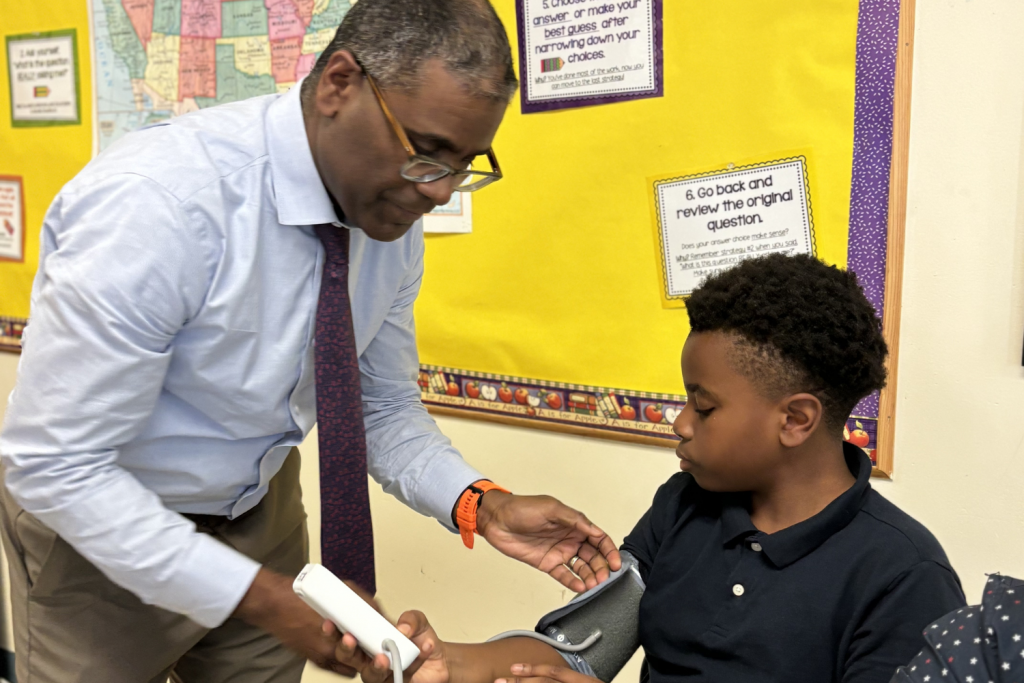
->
xmin=0 ymin=1 xmax=93 ymax=334
xmin=417 ymin=0 xmax=915 ymax=477
xmin=0 ymin=0 xmax=914 ymax=476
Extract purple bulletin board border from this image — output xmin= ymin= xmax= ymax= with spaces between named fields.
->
xmin=420 ymin=365 xmax=882 ymax=465
xmin=515 ymin=0 xmax=664 ymax=114
xmin=0 ymin=316 xmax=27 ymax=353
xmin=848 ymin=0 xmax=902 ymax=419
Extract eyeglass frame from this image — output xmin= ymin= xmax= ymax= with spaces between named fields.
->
xmin=359 ymin=66 xmax=503 ymax=193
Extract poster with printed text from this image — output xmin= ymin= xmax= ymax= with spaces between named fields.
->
xmin=516 ymin=0 xmax=662 ymax=113
xmin=0 ymin=177 xmax=25 ymax=263
xmin=651 ymin=158 xmax=816 ymax=305
xmin=423 ymin=193 xmax=472 ymax=234
xmin=6 ymin=30 xmax=81 ymax=126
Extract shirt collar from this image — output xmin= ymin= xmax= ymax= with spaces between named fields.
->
xmin=719 ymin=442 xmax=873 ymax=568
xmin=265 ymin=79 xmax=342 ymax=227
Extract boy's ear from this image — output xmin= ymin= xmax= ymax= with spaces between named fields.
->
xmin=778 ymin=393 xmax=824 ymax=448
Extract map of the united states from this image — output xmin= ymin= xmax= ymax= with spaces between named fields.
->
xmin=92 ymin=0 xmax=352 ymax=151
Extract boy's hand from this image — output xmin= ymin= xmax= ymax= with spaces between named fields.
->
xmin=498 ymin=663 xmax=602 ymax=683
xmin=351 ymin=609 xmax=446 ymax=683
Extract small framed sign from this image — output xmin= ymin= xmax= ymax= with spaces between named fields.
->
xmin=424 ymin=193 xmax=473 ymax=234
xmin=6 ymin=29 xmax=82 ymax=127
xmin=0 ymin=176 xmax=25 ymax=263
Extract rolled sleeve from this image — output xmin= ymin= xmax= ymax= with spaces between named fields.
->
xmin=358 ymin=236 xmax=484 ymax=529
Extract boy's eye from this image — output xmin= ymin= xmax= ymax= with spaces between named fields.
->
xmin=694 ymin=406 xmax=715 ymax=418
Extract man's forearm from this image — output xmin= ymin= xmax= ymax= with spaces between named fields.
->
xmin=446 ymin=637 xmax=567 ymax=683
xmin=0 ymin=447 xmax=259 ymax=627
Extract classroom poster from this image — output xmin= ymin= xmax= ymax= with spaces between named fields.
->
xmin=651 ymin=158 xmax=816 ymax=304
xmin=515 ymin=0 xmax=663 ymax=113
xmin=5 ymin=29 xmax=81 ymax=126
xmin=423 ymin=193 xmax=473 ymax=234
xmin=0 ymin=177 xmax=25 ymax=263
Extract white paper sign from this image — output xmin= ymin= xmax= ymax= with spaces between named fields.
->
xmin=654 ymin=158 xmax=815 ymax=299
xmin=518 ymin=0 xmax=662 ymax=112
xmin=6 ymin=31 xmax=80 ymax=124
xmin=423 ymin=193 xmax=472 ymax=234
xmin=0 ymin=177 xmax=25 ymax=262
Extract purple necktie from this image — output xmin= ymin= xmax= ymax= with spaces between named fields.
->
xmin=314 ymin=223 xmax=375 ymax=595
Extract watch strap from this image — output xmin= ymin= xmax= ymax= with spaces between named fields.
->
xmin=456 ymin=480 xmax=511 ymax=549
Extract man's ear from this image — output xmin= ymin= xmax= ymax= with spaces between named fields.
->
xmin=313 ymin=49 xmax=364 ymax=118
xmin=778 ymin=393 xmax=824 ymax=448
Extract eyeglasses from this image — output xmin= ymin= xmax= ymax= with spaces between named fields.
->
xmin=363 ymin=70 xmax=502 ymax=193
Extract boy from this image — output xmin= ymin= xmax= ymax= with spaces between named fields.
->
xmin=348 ymin=254 xmax=966 ymax=683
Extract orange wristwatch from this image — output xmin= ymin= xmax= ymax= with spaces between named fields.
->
xmin=456 ymin=480 xmax=511 ymax=549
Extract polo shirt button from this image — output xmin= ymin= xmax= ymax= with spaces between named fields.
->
xmin=733 ymin=584 xmax=745 ymax=597
xmin=751 ymin=542 xmax=763 ymax=552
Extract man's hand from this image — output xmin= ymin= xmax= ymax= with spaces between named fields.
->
xmin=233 ymin=568 xmax=379 ymax=675
xmin=498 ymin=662 xmax=601 ymax=683
xmin=476 ymin=492 xmax=621 ymax=592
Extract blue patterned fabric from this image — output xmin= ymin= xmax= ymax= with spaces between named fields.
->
xmin=893 ymin=575 xmax=1024 ymax=683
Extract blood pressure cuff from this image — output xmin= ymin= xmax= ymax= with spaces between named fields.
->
xmin=536 ymin=550 xmax=645 ymax=683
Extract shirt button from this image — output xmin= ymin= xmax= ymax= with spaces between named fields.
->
xmin=750 ymin=542 xmax=763 ymax=552
xmin=732 ymin=584 xmax=745 ymax=597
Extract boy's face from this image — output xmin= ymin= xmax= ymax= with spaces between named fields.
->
xmin=673 ymin=331 xmax=786 ymax=492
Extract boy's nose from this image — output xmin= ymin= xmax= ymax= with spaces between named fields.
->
xmin=673 ymin=413 xmax=691 ymax=441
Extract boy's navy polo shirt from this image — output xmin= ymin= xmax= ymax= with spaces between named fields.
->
xmin=622 ymin=443 xmax=966 ymax=683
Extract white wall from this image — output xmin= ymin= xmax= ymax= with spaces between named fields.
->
xmin=1 ymin=1 xmax=1023 ymax=682
xmin=872 ymin=0 xmax=1024 ymax=589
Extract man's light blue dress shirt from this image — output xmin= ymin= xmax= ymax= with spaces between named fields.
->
xmin=0 ymin=83 xmax=484 ymax=628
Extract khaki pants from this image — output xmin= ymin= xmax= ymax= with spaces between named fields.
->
xmin=0 ymin=448 xmax=308 ymax=683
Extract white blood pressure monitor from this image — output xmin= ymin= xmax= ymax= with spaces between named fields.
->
xmin=293 ymin=564 xmax=420 ymax=675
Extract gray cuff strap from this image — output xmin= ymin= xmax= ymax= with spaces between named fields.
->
xmin=487 ymin=551 xmax=644 ymax=683
xmin=558 ymin=650 xmax=599 ymax=677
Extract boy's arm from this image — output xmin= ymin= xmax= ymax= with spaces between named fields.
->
xmin=351 ymin=611 xmax=572 ymax=683
xmin=842 ymin=561 xmax=966 ymax=683
xmin=446 ymin=639 xmax=571 ymax=683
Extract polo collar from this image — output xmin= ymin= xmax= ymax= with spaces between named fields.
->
xmin=265 ymin=79 xmax=342 ymax=227
xmin=719 ymin=442 xmax=873 ymax=568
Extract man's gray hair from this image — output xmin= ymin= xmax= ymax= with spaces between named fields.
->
xmin=301 ymin=0 xmax=518 ymax=105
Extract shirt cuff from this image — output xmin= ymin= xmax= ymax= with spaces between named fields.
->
xmin=165 ymin=532 xmax=262 ymax=628
xmin=417 ymin=454 xmax=487 ymax=531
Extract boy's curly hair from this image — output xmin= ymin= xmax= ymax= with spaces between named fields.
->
xmin=685 ymin=253 xmax=888 ymax=433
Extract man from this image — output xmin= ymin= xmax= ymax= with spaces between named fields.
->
xmin=0 ymin=2 xmax=618 ymax=682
